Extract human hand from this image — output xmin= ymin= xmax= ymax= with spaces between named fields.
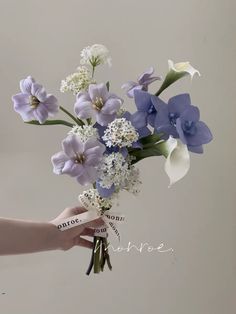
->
xmin=49 ymin=206 xmax=103 ymax=251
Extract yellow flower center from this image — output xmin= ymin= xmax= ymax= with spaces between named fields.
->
xmin=74 ymin=153 xmax=85 ymax=164
xmin=92 ymin=97 xmax=104 ymax=111
xmin=30 ymin=96 xmax=40 ymax=108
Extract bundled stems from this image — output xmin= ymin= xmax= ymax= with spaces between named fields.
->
xmin=86 ymin=236 xmax=112 ymax=275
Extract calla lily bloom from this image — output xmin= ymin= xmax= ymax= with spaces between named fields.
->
xmin=163 ymin=136 xmax=190 ymax=187
xmin=168 ymin=60 xmax=200 ymax=79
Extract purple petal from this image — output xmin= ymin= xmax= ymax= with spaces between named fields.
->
xmin=132 ymin=141 xmax=143 ymax=149
xmin=127 ymin=85 xmax=144 ymax=98
xmin=122 ymin=111 xmax=132 ymax=121
xmin=168 ymin=94 xmax=191 ymax=115
xmin=121 ymin=81 xmax=137 ymax=91
xmin=131 ymin=111 xmax=148 ymax=129
xmin=84 ymin=138 xmax=105 ymax=152
xmin=62 ymin=159 xmax=85 ymax=177
xmin=89 ymin=83 xmax=108 ymax=102
xmin=20 ymin=76 xmax=35 ymax=94
xmin=138 ymin=67 xmax=154 ymax=84
xmin=137 ymin=126 xmax=151 ymax=138
xmin=134 ymin=90 xmax=153 ymax=111
xmin=101 ymin=98 xmax=121 ymax=115
xmin=31 ymin=83 xmax=47 ymax=102
xmin=154 ymin=103 xmax=170 ymax=129
xmin=188 ymin=145 xmax=203 ymax=154
xmin=184 ymin=121 xmax=213 ymax=146
xmin=96 ymin=181 xmax=115 ymax=198
xmin=142 ymin=76 xmax=161 ymax=86
xmin=12 ymin=93 xmax=30 ymax=106
xmin=33 ymin=104 xmax=49 ymax=124
xmin=176 ymin=118 xmax=187 ymax=144
xmin=120 ymin=147 xmax=128 ymax=158
xmin=51 ymin=151 xmax=69 ymax=175
xmin=96 ymin=112 xmax=116 ymax=126
xmin=62 ymin=135 xmax=84 ymax=158
xmin=151 ymin=96 xmax=167 ymax=111
xmin=147 ymin=112 xmax=156 ymax=127
xmin=76 ymin=166 xmax=98 ymax=185
xmin=43 ymin=95 xmax=59 ymax=115
xmin=74 ymin=100 xmax=94 ymax=119
xmin=179 ymin=105 xmax=200 ymax=122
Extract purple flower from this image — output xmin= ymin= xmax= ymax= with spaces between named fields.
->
xmin=74 ymin=83 xmax=123 ymax=126
xmin=133 ymin=90 xmax=161 ymax=127
xmin=176 ymin=106 xmax=213 ymax=153
xmin=155 ymin=94 xmax=191 ymax=139
xmin=96 ymin=181 xmax=115 ymax=198
xmin=51 ymin=135 xmax=106 ymax=186
xmin=12 ymin=76 xmax=58 ymax=124
xmin=154 ymin=94 xmax=213 ymax=153
xmin=122 ymin=67 xmax=161 ymax=98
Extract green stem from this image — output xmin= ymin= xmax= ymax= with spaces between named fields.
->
xmin=25 ymin=120 xmax=74 ymax=128
xmin=155 ymin=71 xmax=186 ymax=97
xmin=59 ymin=106 xmax=84 ymax=126
xmin=93 ymin=237 xmax=101 ymax=273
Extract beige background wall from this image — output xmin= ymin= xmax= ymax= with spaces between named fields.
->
xmin=0 ymin=0 xmax=235 ymax=313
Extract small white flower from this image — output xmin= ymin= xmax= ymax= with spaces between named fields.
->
xmin=78 ymin=188 xmax=113 ymax=211
xmin=98 ymin=152 xmax=130 ymax=189
xmin=168 ymin=60 xmax=200 ymax=79
xmin=164 ymin=136 xmax=190 ymax=187
xmin=60 ymin=66 xmax=94 ymax=95
xmin=124 ymin=166 xmax=142 ymax=195
xmin=80 ymin=44 xmax=112 ymax=67
xmin=68 ymin=125 xmax=99 ymax=142
xmin=102 ymin=118 xmax=139 ymax=148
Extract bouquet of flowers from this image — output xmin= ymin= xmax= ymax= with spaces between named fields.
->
xmin=12 ymin=44 xmax=213 ymax=275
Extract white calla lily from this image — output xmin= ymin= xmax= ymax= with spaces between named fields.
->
xmin=163 ymin=136 xmax=190 ymax=187
xmin=168 ymin=60 xmax=200 ymax=79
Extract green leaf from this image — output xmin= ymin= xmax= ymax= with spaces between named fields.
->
xmin=129 ymin=145 xmax=163 ymax=164
xmin=140 ymin=133 xmax=163 ymax=146
xmin=155 ymin=70 xmax=186 ymax=96
xmin=25 ymin=120 xmax=74 ymax=127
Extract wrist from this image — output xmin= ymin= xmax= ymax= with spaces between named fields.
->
xmin=44 ymin=221 xmax=63 ymax=251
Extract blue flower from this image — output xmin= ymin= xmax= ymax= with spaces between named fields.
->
xmin=154 ymin=93 xmax=213 ymax=153
xmin=122 ymin=67 xmax=161 ymax=98
xmin=176 ymin=106 xmax=213 ymax=153
xmin=133 ymin=90 xmax=160 ymax=127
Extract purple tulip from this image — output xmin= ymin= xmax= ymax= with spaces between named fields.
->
xmin=122 ymin=67 xmax=161 ymax=98
xmin=12 ymin=76 xmax=58 ymax=124
xmin=154 ymin=94 xmax=213 ymax=153
xmin=74 ymin=83 xmax=123 ymax=126
xmin=51 ymin=135 xmax=106 ymax=186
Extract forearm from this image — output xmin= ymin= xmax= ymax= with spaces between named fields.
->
xmin=0 ymin=217 xmax=59 ymax=255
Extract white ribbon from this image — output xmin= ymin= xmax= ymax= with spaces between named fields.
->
xmin=52 ymin=204 xmax=125 ymax=242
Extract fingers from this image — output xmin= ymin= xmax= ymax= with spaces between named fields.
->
xmin=80 ymin=227 xmax=95 ymax=237
xmin=74 ymin=237 xmax=93 ymax=249
xmin=66 ymin=206 xmax=87 ymax=216
xmin=82 ymin=217 xmax=104 ymax=229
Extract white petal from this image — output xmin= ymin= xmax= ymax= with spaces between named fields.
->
xmin=164 ymin=136 xmax=190 ymax=187
xmin=168 ymin=60 xmax=200 ymax=79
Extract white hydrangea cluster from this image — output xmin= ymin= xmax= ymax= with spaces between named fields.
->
xmin=102 ymin=118 xmax=139 ymax=148
xmin=124 ymin=166 xmax=142 ymax=195
xmin=97 ymin=152 xmax=141 ymax=196
xmin=98 ymin=152 xmax=130 ymax=189
xmin=78 ymin=188 xmax=113 ymax=211
xmin=68 ymin=125 xmax=98 ymax=142
xmin=80 ymin=44 xmax=112 ymax=67
xmin=60 ymin=66 xmax=94 ymax=95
